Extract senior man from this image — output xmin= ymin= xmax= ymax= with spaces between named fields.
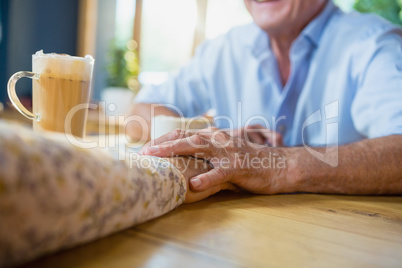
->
xmin=128 ymin=0 xmax=402 ymax=195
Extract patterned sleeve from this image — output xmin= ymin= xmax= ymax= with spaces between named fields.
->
xmin=0 ymin=120 xmax=187 ymax=267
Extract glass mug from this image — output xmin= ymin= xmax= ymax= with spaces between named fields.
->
xmin=8 ymin=50 xmax=94 ymax=138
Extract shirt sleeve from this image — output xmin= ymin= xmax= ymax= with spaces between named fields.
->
xmin=0 ymin=120 xmax=187 ymax=267
xmin=135 ymin=42 xmax=213 ymax=118
xmin=351 ymin=26 xmax=402 ymax=138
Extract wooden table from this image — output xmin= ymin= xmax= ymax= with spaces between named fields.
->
xmin=3 ymin=108 xmax=400 ymax=267
xmin=22 ymin=192 xmax=402 ymax=267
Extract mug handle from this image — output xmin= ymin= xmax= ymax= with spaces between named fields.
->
xmin=7 ymin=71 xmax=40 ymax=121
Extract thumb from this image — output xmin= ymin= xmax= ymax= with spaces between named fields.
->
xmin=189 ymin=167 xmax=229 ymax=192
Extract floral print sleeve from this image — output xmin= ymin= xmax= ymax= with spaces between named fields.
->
xmin=0 ymin=120 xmax=187 ymax=267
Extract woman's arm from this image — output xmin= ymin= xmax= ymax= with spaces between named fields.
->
xmin=0 ymin=120 xmax=222 ymax=267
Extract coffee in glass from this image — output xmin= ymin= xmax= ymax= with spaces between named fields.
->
xmin=8 ymin=50 xmax=95 ymax=138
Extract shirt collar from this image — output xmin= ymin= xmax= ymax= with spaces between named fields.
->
xmin=248 ymin=0 xmax=339 ymax=56
xmin=301 ymin=0 xmax=339 ymax=46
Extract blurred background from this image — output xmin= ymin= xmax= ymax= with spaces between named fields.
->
xmin=0 ymin=0 xmax=401 ymax=112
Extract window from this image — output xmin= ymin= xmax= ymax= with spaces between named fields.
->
xmin=115 ymin=0 xmax=136 ymax=47
xmin=114 ymin=0 xmax=252 ymax=86
xmin=112 ymin=0 xmax=400 ymax=88
xmin=205 ymin=0 xmax=251 ymax=40
xmin=334 ymin=0 xmax=355 ymax=12
xmin=141 ymin=0 xmax=197 ymax=72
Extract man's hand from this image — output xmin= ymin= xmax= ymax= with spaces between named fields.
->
xmin=140 ymin=128 xmax=402 ymax=196
xmin=164 ymin=156 xmax=237 ymax=203
xmin=229 ymin=124 xmax=283 ymax=146
xmin=140 ymin=128 xmax=290 ymax=194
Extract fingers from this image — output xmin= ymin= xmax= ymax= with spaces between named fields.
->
xmin=260 ymin=131 xmax=283 ymax=147
xmin=245 ymin=132 xmax=266 ymax=145
xmin=223 ymin=128 xmax=242 ymax=138
xmin=189 ymin=167 xmax=229 ymax=192
xmin=141 ymin=134 xmax=211 ymax=157
xmin=141 ymin=127 xmax=226 ymax=157
xmin=183 ymin=184 xmax=222 ymax=204
xmin=245 ymin=125 xmax=284 ymax=147
xmin=220 ymin=182 xmax=239 ymax=191
xmin=140 ymin=127 xmax=220 ymax=154
xmin=247 ymin=124 xmax=265 ymax=130
xmin=243 ymin=125 xmax=269 ymax=145
xmin=183 ymin=182 xmax=239 ymax=204
xmin=223 ymin=125 xmax=267 ymax=145
xmin=140 ymin=129 xmax=189 ymax=153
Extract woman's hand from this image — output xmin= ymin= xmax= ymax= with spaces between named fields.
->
xmin=164 ymin=156 xmax=237 ymax=203
xmin=141 ymin=128 xmax=290 ymax=195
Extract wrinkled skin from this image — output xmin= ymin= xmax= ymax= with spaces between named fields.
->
xmin=229 ymin=124 xmax=283 ymax=146
xmin=165 ymin=156 xmax=237 ymax=203
xmin=142 ymin=128 xmax=290 ymax=195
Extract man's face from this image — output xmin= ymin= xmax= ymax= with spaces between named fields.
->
xmin=244 ymin=0 xmax=326 ymax=34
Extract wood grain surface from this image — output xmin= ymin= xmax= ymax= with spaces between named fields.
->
xmin=22 ymin=192 xmax=402 ymax=268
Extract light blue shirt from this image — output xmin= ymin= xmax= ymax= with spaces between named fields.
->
xmin=135 ymin=1 xmax=402 ymax=146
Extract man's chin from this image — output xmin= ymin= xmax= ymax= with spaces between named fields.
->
xmin=254 ymin=0 xmax=282 ymax=2
xmin=253 ymin=16 xmax=288 ymax=34
xmin=252 ymin=0 xmax=284 ymax=4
